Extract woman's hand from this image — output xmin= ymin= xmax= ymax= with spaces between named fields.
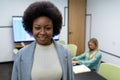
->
xmin=72 ymin=60 xmax=78 ymax=65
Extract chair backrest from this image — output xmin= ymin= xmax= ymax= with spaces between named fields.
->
xmin=98 ymin=63 xmax=120 ymax=80
xmin=59 ymin=40 xmax=65 ymax=45
xmin=95 ymin=56 xmax=102 ymax=72
xmin=67 ymin=44 xmax=77 ymax=57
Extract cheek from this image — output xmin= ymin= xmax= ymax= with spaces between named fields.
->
xmin=47 ymin=30 xmax=53 ymax=36
xmin=32 ymin=30 xmax=36 ymax=36
xmin=32 ymin=29 xmax=38 ymax=38
xmin=89 ymin=46 xmax=92 ymax=49
xmin=89 ymin=45 xmax=93 ymax=49
xmin=47 ymin=32 xmax=53 ymax=38
xmin=90 ymin=46 xmax=96 ymax=49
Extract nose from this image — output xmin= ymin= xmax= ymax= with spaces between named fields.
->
xmin=40 ymin=28 xmax=46 ymax=34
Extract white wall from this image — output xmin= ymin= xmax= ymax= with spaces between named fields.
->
xmin=86 ymin=0 xmax=120 ymax=66
xmin=0 ymin=28 xmax=14 ymax=62
xmin=0 ymin=0 xmax=68 ymax=62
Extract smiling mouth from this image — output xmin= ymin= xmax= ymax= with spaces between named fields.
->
xmin=38 ymin=35 xmax=48 ymax=40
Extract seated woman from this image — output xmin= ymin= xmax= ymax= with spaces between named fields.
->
xmin=72 ymin=38 xmax=102 ymax=72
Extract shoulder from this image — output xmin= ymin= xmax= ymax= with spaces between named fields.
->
xmin=95 ymin=50 xmax=102 ymax=58
xmin=97 ymin=50 xmax=102 ymax=55
xmin=14 ymin=41 xmax=36 ymax=62
xmin=54 ymin=40 xmax=68 ymax=50
xmin=18 ymin=41 xmax=36 ymax=54
xmin=53 ymin=41 xmax=71 ymax=56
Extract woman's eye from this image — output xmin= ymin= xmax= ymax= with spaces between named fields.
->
xmin=45 ymin=25 xmax=52 ymax=30
xmin=46 ymin=27 xmax=51 ymax=30
xmin=35 ymin=27 xmax=41 ymax=30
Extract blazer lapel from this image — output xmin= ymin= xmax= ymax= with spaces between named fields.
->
xmin=21 ymin=42 xmax=36 ymax=80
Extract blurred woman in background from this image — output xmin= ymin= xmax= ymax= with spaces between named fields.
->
xmin=72 ymin=38 xmax=102 ymax=72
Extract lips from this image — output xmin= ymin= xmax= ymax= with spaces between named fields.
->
xmin=38 ymin=35 xmax=47 ymax=41
xmin=39 ymin=37 xmax=47 ymax=41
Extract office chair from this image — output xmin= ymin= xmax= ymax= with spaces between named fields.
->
xmin=98 ymin=63 xmax=120 ymax=80
xmin=59 ymin=40 xmax=65 ymax=45
xmin=67 ymin=44 xmax=77 ymax=57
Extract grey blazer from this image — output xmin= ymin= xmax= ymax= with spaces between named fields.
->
xmin=11 ymin=41 xmax=74 ymax=80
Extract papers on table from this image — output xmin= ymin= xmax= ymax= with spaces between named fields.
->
xmin=73 ymin=65 xmax=91 ymax=74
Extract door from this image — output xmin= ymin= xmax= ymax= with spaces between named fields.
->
xmin=68 ymin=0 xmax=86 ymax=55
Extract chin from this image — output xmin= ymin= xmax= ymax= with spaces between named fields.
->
xmin=90 ymin=49 xmax=94 ymax=51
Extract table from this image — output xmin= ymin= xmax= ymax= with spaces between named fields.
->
xmin=74 ymin=71 xmax=107 ymax=80
xmin=0 ymin=61 xmax=13 ymax=80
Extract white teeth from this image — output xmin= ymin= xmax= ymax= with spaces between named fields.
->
xmin=38 ymin=36 xmax=46 ymax=40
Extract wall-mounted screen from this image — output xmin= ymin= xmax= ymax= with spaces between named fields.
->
xmin=12 ymin=16 xmax=59 ymax=43
xmin=12 ymin=16 xmax=35 ymax=42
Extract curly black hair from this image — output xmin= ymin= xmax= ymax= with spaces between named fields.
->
xmin=22 ymin=1 xmax=62 ymax=37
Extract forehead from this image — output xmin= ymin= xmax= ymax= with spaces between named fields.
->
xmin=88 ymin=41 xmax=94 ymax=44
xmin=34 ymin=16 xmax=52 ymax=22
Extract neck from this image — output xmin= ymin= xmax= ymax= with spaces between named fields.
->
xmin=90 ymin=48 xmax=98 ymax=52
xmin=89 ymin=49 xmax=98 ymax=60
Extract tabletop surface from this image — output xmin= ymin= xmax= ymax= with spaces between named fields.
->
xmin=74 ymin=71 xmax=107 ymax=80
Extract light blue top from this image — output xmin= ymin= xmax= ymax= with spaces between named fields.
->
xmin=73 ymin=50 xmax=102 ymax=71
xmin=11 ymin=40 xmax=74 ymax=80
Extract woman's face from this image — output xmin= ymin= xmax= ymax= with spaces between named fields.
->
xmin=88 ymin=42 xmax=97 ymax=50
xmin=33 ymin=16 xmax=53 ymax=45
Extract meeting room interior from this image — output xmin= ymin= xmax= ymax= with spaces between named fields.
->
xmin=0 ymin=0 xmax=120 ymax=80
